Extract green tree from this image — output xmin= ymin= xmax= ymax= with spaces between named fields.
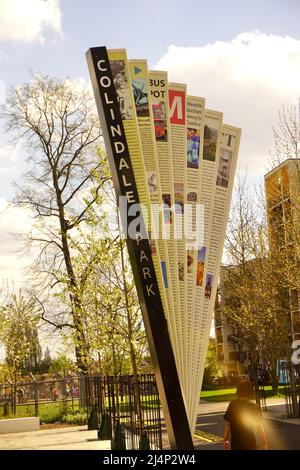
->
xmin=39 ymin=346 xmax=52 ymax=373
xmin=68 ymin=230 xmax=148 ymax=378
xmin=202 ymin=337 xmax=222 ymax=389
xmin=49 ymin=353 xmax=74 ymax=377
xmin=56 ymin=182 xmax=148 ymax=429
xmin=56 ymin=179 xmax=148 ymax=378
xmin=1 ymin=291 xmax=40 ymax=378
xmin=0 ymin=290 xmax=41 ymax=412
xmin=22 ymin=326 xmax=43 ymax=374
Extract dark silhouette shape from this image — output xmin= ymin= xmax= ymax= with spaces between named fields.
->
xmin=223 ymin=380 xmax=269 ymax=450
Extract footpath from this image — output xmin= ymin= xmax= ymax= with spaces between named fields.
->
xmin=0 ymin=398 xmax=299 ymax=450
xmin=191 ymin=397 xmax=300 ymax=450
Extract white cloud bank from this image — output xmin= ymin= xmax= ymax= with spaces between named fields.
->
xmin=0 ymin=0 xmax=62 ymax=42
xmin=0 ymin=142 xmax=21 ymax=162
xmin=0 ymin=80 xmax=5 ymax=104
xmin=156 ymin=32 xmax=300 ymax=176
xmin=0 ymin=143 xmax=21 ymax=178
xmin=0 ymin=198 xmax=32 ymax=287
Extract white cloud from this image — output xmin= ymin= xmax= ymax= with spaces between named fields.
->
xmin=156 ymin=32 xmax=300 ymax=176
xmin=0 ymin=198 xmax=32 ymax=287
xmin=0 ymin=143 xmax=21 ymax=162
xmin=0 ymin=143 xmax=21 ymax=177
xmin=0 ymin=80 xmax=5 ymax=104
xmin=0 ymin=0 xmax=62 ymax=42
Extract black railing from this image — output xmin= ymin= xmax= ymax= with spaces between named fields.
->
xmin=85 ymin=374 xmax=162 ymax=450
xmin=0 ymin=376 xmax=82 ymax=417
xmin=278 ymin=363 xmax=300 ymax=418
xmin=0 ymin=373 xmax=163 ymax=449
xmin=248 ymin=364 xmax=268 ymax=411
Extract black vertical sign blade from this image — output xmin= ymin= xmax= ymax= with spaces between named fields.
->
xmin=86 ymin=47 xmax=194 ymax=450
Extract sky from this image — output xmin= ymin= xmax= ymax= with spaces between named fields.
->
xmin=0 ymin=0 xmax=300 ymax=287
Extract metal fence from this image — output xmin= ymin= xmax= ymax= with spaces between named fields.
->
xmin=248 ymin=364 xmax=268 ymax=411
xmin=278 ymin=363 xmax=300 ymax=418
xmin=0 ymin=376 xmax=83 ymax=417
xmin=248 ymin=362 xmax=300 ymax=417
xmin=85 ymin=374 xmax=162 ymax=450
xmin=0 ymin=373 xmax=162 ymax=450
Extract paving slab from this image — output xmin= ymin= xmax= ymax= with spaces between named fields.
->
xmin=0 ymin=425 xmax=111 ymax=450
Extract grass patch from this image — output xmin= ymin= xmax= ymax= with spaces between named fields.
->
xmin=200 ymin=386 xmax=287 ymax=402
xmin=0 ymin=400 xmax=81 ymax=424
xmin=200 ymin=388 xmax=237 ymax=402
xmin=0 ymin=395 xmax=160 ymax=423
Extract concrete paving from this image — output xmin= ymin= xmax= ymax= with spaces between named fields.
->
xmin=0 ymin=425 xmax=111 ymax=450
xmin=0 ymin=397 xmax=299 ymax=450
xmin=193 ymin=397 xmax=300 ymax=450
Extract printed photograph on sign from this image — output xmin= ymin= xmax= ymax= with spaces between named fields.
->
xmin=132 ymin=78 xmax=149 ymax=117
xmin=110 ymin=60 xmax=133 ymax=120
xmin=178 ymin=261 xmax=184 ymax=281
xmin=161 ymin=261 xmax=168 ymax=288
xmin=187 ymin=250 xmax=194 ymax=274
xmin=162 ymin=193 xmax=172 ymax=224
xmin=187 ymin=191 xmax=197 ymax=203
xmin=203 ymin=125 xmax=218 ymax=161
xmin=147 ymin=171 xmax=158 ymax=197
xmin=148 ymin=231 xmax=156 ymax=255
xmin=152 ymin=101 xmax=168 ymax=141
xmin=187 ymin=127 xmax=200 ymax=169
xmin=196 ymin=246 xmax=206 ymax=287
xmin=205 ymin=273 xmax=213 ymax=299
xmin=174 ymin=181 xmax=184 ymax=214
xmin=217 ymin=148 xmax=232 ymax=188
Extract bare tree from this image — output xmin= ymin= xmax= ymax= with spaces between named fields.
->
xmin=223 ymin=176 xmax=291 ymax=391
xmin=267 ymin=99 xmax=300 ymax=341
xmin=1 ymin=74 xmax=107 ymax=372
xmin=269 ymin=99 xmax=300 ymax=167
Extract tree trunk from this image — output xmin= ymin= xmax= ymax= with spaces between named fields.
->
xmin=112 ymin=342 xmax=118 ymax=377
xmin=272 ymin=373 xmax=279 ymax=394
xmin=118 ymin=236 xmax=143 ymax=431
xmin=129 ymin=338 xmax=143 ymax=432
xmin=53 ymin=172 xmax=90 ymax=373
xmin=269 ymin=357 xmax=279 ymax=394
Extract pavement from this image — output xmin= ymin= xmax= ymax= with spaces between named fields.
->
xmin=0 ymin=397 xmax=300 ymax=450
xmin=0 ymin=425 xmax=111 ymax=450
xmin=191 ymin=398 xmax=300 ymax=450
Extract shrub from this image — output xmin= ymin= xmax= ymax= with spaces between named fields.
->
xmin=88 ymin=406 xmax=99 ymax=430
xmin=111 ymin=421 xmax=126 ymax=450
xmin=139 ymin=432 xmax=150 ymax=450
xmin=62 ymin=410 xmax=87 ymax=426
xmin=98 ymin=413 xmax=112 ymax=440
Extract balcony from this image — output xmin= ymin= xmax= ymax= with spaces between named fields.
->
xmin=227 ymin=334 xmax=238 ymax=343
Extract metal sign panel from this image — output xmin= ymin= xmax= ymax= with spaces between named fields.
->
xmin=86 ymin=45 xmax=241 ymax=449
xmin=86 ymin=46 xmax=194 ymax=450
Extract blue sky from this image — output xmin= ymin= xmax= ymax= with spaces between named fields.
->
xmin=0 ymin=0 xmax=300 ymax=286
xmin=1 ymin=1 xmax=300 ymax=89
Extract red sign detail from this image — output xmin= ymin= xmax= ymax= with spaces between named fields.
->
xmin=169 ymin=90 xmax=186 ymax=125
